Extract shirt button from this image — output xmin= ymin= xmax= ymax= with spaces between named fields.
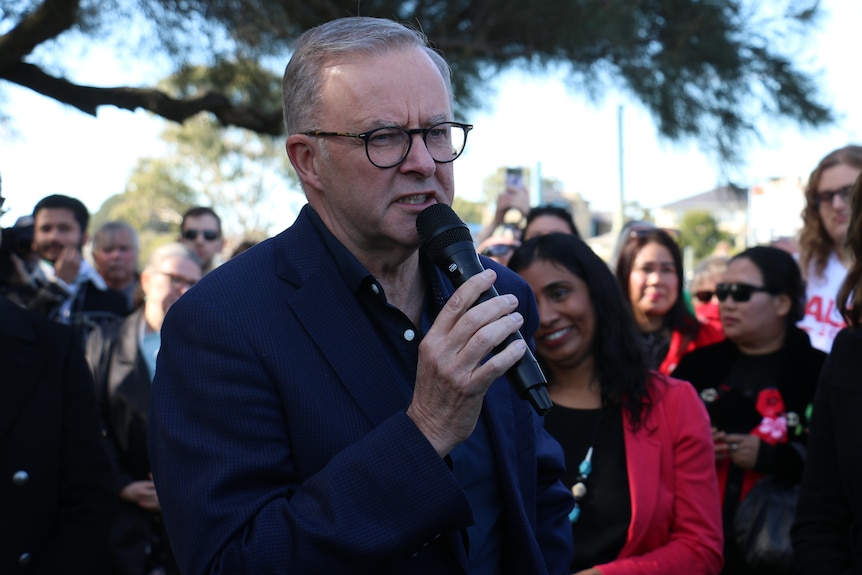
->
xmin=403 ymin=329 xmax=415 ymax=342
xmin=371 ymin=283 xmax=380 ymax=295
xmin=12 ymin=470 xmax=29 ymax=486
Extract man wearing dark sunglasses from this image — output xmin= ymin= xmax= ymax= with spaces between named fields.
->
xmin=179 ymin=206 xmax=224 ymax=274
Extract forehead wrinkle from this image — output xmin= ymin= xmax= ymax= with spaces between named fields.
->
xmin=317 ymin=51 xmax=450 ymax=130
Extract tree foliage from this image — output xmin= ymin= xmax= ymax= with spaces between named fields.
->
xmin=92 ymin=62 xmax=300 ymax=245
xmin=678 ymin=210 xmax=732 ymax=261
xmin=1 ymin=0 xmax=832 ymax=163
xmin=452 ymin=196 xmax=485 ymax=225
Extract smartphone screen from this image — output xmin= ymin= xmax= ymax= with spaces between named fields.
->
xmin=505 ymin=167 xmax=524 ymax=190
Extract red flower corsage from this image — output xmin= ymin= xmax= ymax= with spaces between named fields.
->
xmin=756 ymin=388 xmax=785 ymax=418
xmin=753 ymin=388 xmax=788 ymax=445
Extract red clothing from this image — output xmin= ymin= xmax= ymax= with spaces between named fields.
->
xmin=659 ymin=321 xmax=724 ymax=376
xmin=596 ymin=373 xmax=724 ymax=575
xmin=694 ymin=302 xmax=723 ymax=335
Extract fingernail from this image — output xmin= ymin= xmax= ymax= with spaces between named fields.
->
xmin=504 ymin=294 xmax=518 ymax=305
xmin=510 ymin=312 xmax=523 ymax=324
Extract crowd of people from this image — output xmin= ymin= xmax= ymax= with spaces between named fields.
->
xmin=1 ymin=196 xmax=228 ymax=574
xmin=2 ymin=15 xmax=861 ymax=575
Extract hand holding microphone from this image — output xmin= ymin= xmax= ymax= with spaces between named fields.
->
xmin=416 ymin=204 xmax=552 ymax=415
xmin=406 ymin=267 xmax=530 ymax=457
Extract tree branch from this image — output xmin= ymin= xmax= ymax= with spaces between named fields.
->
xmin=0 ymin=0 xmax=80 ymax=68
xmin=1 ymin=62 xmax=285 ymax=135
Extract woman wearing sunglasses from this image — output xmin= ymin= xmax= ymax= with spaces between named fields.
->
xmin=509 ymin=233 xmax=723 ymax=575
xmin=690 ymin=255 xmax=729 ymax=335
xmin=672 ymin=246 xmax=826 ymax=575
xmin=615 ymin=227 xmax=724 ymax=375
xmin=476 ymin=233 xmax=520 ymax=266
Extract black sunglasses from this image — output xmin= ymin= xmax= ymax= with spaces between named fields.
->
xmin=183 ymin=229 xmax=220 ymax=242
xmin=694 ymin=290 xmax=714 ymax=304
xmin=480 ymin=244 xmax=517 ymax=257
xmin=715 ymin=282 xmax=777 ymax=303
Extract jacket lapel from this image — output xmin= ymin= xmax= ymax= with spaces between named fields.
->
xmin=618 ymin=411 xmax=663 ymax=556
xmin=276 ymin=209 xmax=414 ymax=427
xmin=112 ymin=311 xmax=152 ymax=419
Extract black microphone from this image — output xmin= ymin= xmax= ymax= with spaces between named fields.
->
xmin=416 ymin=203 xmax=552 ymax=415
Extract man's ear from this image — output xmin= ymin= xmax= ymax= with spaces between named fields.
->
xmin=286 ymin=135 xmax=324 ymax=192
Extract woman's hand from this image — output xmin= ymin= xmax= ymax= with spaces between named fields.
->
xmin=712 ymin=427 xmax=731 ymax=461
xmin=723 ymin=433 xmax=761 ymax=470
xmin=572 ymin=568 xmax=602 ymax=575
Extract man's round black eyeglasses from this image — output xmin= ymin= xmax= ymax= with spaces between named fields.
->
xmin=302 ymin=121 xmax=473 ymax=169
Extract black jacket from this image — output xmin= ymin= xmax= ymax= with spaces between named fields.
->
xmin=0 ymin=297 xmax=115 ymax=574
xmin=792 ymin=327 xmax=862 ymax=575
xmin=87 ymin=310 xmax=175 ymax=575
xmin=673 ymin=327 xmax=825 ymax=484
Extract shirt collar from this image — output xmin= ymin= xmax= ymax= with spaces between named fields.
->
xmin=37 ymin=257 xmax=108 ymax=291
xmin=306 ymin=205 xmax=450 ymax=312
xmin=306 ymin=206 xmax=380 ymax=294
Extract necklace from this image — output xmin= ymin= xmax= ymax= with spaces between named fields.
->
xmin=568 ymin=409 xmax=602 ymax=524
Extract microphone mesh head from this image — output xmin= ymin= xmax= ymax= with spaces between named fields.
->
xmin=417 ymin=204 xmax=473 ymax=263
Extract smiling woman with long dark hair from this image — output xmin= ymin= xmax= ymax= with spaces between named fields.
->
xmin=510 ymin=233 xmax=723 ymax=575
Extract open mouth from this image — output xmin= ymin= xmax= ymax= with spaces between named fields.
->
xmin=398 ymin=194 xmax=433 ymax=205
xmin=540 ymin=327 xmax=571 ymax=343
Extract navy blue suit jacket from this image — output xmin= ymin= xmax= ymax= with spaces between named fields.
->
xmin=149 ymin=206 xmax=572 ymax=574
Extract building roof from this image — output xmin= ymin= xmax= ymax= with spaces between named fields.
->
xmin=659 ymin=185 xmax=747 ymax=211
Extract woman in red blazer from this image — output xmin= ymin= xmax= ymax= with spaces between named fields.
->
xmin=510 ymin=233 xmax=723 ymax=575
xmin=614 ymin=227 xmax=724 ymax=375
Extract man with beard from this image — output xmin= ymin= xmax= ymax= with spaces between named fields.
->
xmin=30 ymin=194 xmax=128 ymax=340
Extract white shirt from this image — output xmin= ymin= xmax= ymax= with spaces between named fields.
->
xmin=798 ymin=251 xmax=847 ymax=353
xmin=35 ymin=258 xmax=108 ymax=323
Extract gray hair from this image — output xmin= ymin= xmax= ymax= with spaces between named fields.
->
xmin=143 ymin=242 xmax=200 ymax=273
xmin=281 ymin=16 xmax=453 ymax=135
xmin=691 ymin=255 xmax=729 ymax=291
xmin=93 ymin=220 xmax=140 ymax=252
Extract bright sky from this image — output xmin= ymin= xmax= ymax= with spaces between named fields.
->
xmin=1 ymin=2 xmax=860 ymax=233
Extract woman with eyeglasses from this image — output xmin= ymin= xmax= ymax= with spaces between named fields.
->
xmin=797 ymin=145 xmax=862 ymax=352
xmin=615 ymin=227 xmax=724 ymax=375
xmin=672 ymin=246 xmax=826 ymax=575
xmin=509 ymin=233 xmax=723 ymax=575
xmin=86 ymin=243 xmax=202 ymax=575
xmin=792 ymin=173 xmax=862 ymax=573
